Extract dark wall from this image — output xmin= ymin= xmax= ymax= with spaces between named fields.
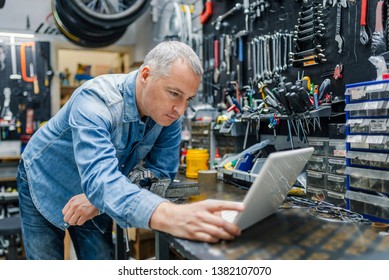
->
xmin=202 ymin=0 xmax=386 ymax=138
xmin=0 ymin=40 xmax=52 ymax=140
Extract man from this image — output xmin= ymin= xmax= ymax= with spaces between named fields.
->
xmin=17 ymin=41 xmax=244 ymax=260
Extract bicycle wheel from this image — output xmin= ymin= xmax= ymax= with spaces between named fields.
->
xmin=53 ymin=0 xmax=127 ymax=48
xmin=68 ymin=0 xmax=151 ymax=30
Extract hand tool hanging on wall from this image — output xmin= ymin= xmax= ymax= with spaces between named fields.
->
xmin=225 ymin=34 xmax=232 ymax=76
xmin=243 ymin=0 xmax=250 ymax=32
xmin=1 ymin=88 xmax=13 ymax=121
xmin=211 ymin=3 xmax=242 ymax=31
xmin=219 ymin=34 xmax=227 ymax=75
xmin=234 ymin=30 xmax=249 ymax=91
xmin=9 ymin=36 xmax=20 ymax=81
xmin=238 ymin=36 xmax=244 ymax=90
xmin=200 ymin=0 xmax=213 ymax=24
xmin=20 ymin=42 xmax=39 ymax=135
xmin=291 ymin=4 xmax=327 ymax=67
xmin=213 ymin=38 xmax=220 ymax=84
xmin=371 ymin=0 xmax=386 ymax=55
xmin=25 ymin=108 xmax=34 ymax=135
xmin=20 ymin=42 xmax=39 ymax=95
xmin=39 ymin=42 xmax=54 ymax=99
xmin=334 ymin=1 xmax=346 ymax=53
xmin=359 ymin=0 xmax=370 ymax=45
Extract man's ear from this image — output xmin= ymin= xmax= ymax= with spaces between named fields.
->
xmin=139 ymin=65 xmax=151 ymax=83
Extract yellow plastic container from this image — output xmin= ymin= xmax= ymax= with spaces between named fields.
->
xmin=185 ymin=149 xmax=209 ymax=178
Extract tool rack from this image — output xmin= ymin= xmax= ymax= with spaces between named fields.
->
xmin=200 ymin=0 xmax=386 ymax=164
xmin=345 ymin=79 xmax=389 ymax=223
xmin=0 ymin=38 xmax=52 ymax=141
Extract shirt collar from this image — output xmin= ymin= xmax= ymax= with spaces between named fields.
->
xmin=120 ymin=70 xmax=140 ymax=123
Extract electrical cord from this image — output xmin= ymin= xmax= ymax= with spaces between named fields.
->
xmin=222 ymin=177 xmax=250 ymax=191
xmin=224 ymin=177 xmax=371 ymax=224
xmin=285 ymin=195 xmax=371 ymax=224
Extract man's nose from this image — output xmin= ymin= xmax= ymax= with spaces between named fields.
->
xmin=174 ymin=102 xmax=187 ymax=116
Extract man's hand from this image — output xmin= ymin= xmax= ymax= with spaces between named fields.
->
xmin=62 ymin=194 xmax=99 ymax=226
xmin=149 ymin=200 xmax=244 ymax=243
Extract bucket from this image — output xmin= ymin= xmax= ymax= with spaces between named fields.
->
xmin=185 ymin=149 xmax=209 ymax=178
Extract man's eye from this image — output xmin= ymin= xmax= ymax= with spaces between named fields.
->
xmin=169 ymin=91 xmax=179 ymax=97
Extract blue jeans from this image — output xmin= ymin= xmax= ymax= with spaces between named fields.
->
xmin=17 ymin=161 xmax=114 ymax=260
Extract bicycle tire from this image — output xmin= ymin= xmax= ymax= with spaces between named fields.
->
xmin=55 ymin=0 xmax=126 ymax=34
xmin=68 ymin=0 xmax=150 ymax=30
xmin=53 ymin=0 xmax=127 ymax=48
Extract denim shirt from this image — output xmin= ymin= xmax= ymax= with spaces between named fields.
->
xmin=21 ymin=70 xmax=181 ymax=230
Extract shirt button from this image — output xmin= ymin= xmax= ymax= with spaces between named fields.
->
xmin=64 ymin=222 xmax=69 ymax=227
xmin=121 ymin=165 xmax=125 ymax=168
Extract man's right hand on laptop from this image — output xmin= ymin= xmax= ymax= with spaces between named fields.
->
xmin=149 ymin=200 xmax=244 ymax=243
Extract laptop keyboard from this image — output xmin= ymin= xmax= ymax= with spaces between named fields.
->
xmin=221 ymin=210 xmax=238 ymax=223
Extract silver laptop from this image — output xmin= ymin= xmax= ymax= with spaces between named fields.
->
xmin=215 ymin=147 xmax=314 ymax=230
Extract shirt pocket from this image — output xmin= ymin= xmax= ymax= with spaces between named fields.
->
xmin=110 ymin=122 xmax=129 ymax=151
xmin=137 ymin=143 xmax=154 ymax=161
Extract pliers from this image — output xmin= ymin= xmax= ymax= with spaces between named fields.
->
xmin=334 ymin=0 xmax=347 ymax=7
xmin=323 ymin=0 xmax=347 ymax=8
xmin=323 ymin=0 xmax=333 ymax=7
xmin=359 ymin=0 xmax=370 ymax=45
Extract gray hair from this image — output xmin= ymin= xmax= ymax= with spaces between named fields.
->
xmin=141 ymin=41 xmax=203 ymax=78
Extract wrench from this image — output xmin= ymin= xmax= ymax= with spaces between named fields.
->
xmin=289 ymin=46 xmax=325 ymax=58
xmin=335 ymin=3 xmax=344 ymax=53
xmin=224 ymin=34 xmax=231 ymax=75
xmin=265 ymin=35 xmax=272 ymax=79
xmin=261 ymin=36 xmax=270 ymax=80
xmin=333 ymin=0 xmax=347 ymax=8
xmin=211 ymin=3 xmax=242 ymax=30
xmin=283 ymin=34 xmax=289 ymax=71
xmin=360 ymin=0 xmax=370 ymax=45
xmin=272 ymin=34 xmax=278 ymax=75
xmin=257 ymin=37 xmax=263 ymax=81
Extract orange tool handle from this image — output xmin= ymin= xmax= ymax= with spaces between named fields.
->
xmin=200 ymin=1 xmax=213 ymax=24
xmin=20 ymin=42 xmax=35 ymax=83
xmin=360 ymin=0 xmax=368 ymax=26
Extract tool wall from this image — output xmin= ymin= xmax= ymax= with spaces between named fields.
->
xmin=202 ymin=0 xmax=388 ymax=141
xmin=0 ymin=38 xmax=52 ymax=141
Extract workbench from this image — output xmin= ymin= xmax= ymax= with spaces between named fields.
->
xmin=155 ymin=178 xmax=389 ymax=260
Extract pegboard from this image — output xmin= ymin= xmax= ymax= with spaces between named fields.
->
xmin=202 ymin=0 xmax=387 ymax=138
xmin=0 ymin=39 xmax=52 ymax=141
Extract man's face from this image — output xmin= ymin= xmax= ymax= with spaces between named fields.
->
xmin=137 ymin=60 xmax=200 ymax=126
